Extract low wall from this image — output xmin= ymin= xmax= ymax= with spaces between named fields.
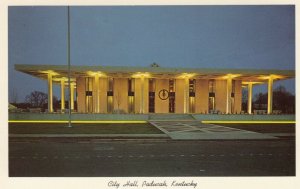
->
xmin=9 ymin=113 xmax=295 ymax=121
xmin=9 ymin=113 xmax=149 ymax=121
xmin=192 ymin=114 xmax=295 ymax=121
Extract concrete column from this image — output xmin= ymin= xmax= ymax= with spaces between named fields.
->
xmin=47 ymin=73 xmax=53 ymax=113
xmin=141 ymin=76 xmax=144 ymax=114
xmin=226 ymin=78 xmax=232 ymax=114
xmin=60 ymin=80 xmax=65 ymax=112
xmin=70 ymin=83 xmax=75 ymax=110
xmin=184 ymin=77 xmax=189 ymax=114
xmin=94 ymin=75 xmax=100 ymax=113
xmin=267 ymin=77 xmax=273 ymax=114
xmin=247 ymin=83 xmax=253 ymax=114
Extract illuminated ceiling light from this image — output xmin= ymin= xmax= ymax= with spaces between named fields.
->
xmin=52 ymin=77 xmax=75 ymax=82
xmin=258 ymin=74 xmax=285 ymax=80
xmin=87 ymin=71 xmax=106 ymax=77
xmin=65 ymin=81 xmax=76 ymax=86
xmin=39 ymin=70 xmax=60 ymax=76
xmin=52 ymin=77 xmax=67 ymax=81
xmin=132 ymin=72 xmax=151 ymax=78
xmin=220 ymin=74 xmax=241 ymax=79
xmin=177 ymin=73 xmax=196 ymax=79
xmin=242 ymin=81 xmax=264 ymax=85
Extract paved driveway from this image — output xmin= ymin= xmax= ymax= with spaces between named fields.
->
xmin=149 ymin=121 xmax=277 ymax=140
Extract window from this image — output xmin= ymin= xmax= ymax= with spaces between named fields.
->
xmin=208 ymin=80 xmax=215 ymax=113
xmin=232 ymin=80 xmax=235 ymax=93
xmin=128 ymin=78 xmax=135 ymax=93
xmin=169 ymin=79 xmax=175 ymax=92
xmin=107 ymin=78 xmax=114 ymax=113
xmin=85 ymin=77 xmax=93 ymax=113
xmin=231 ymin=80 xmax=236 ymax=113
xmin=209 ymin=97 xmax=215 ymax=112
xmin=149 ymin=78 xmax=155 ymax=92
xmin=149 ymin=79 xmax=155 ymax=113
xmin=189 ymin=79 xmax=195 ymax=93
xmin=169 ymin=79 xmax=175 ymax=113
xmin=189 ymin=79 xmax=195 ymax=113
xmin=209 ymin=79 xmax=215 ymax=93
xmin=189 ymin=95 xmax=195 ymax=113
xmin=108 ymin=78 xmax=113 ymax=92
xmin=128 ymin=78 xmax=135 ymax=113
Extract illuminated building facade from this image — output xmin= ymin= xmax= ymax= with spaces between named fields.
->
xmin=15 ymin=64 xmax=294 ymax=114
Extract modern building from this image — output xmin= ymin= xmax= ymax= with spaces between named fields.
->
xmin=15 ymin=64 xmax=295 ymax=115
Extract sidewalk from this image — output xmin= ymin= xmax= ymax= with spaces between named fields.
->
xmin=149 ymin=121 xmax=277 ymax=140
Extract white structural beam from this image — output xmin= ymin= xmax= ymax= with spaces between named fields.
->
xmin=267 ymin=76 xmax=274 ymax=114
xmin=47 ymin=73 xmax=53 ymax=113
xmin=94 ymin=75 xmax=100 ymax=113
xmin=184 ymin=77 xmax=189 ymax=114
xmin=247 ymin=83 xmax=253 ymax=114
xmin=70 ymin=83 xmax=75 ymax=110
xmin=140 ymin=76 xmax=145 ymax=114
xmin=226 ymin=77 xmax=232 ymax=114
xmin=60 ymin=79 xmax=65 ymax=111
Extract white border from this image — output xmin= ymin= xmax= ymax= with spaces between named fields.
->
xmin=1 ymin=1 xmax=298 ymax=189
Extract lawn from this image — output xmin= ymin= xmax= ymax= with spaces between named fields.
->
xmin=214 ymin=123 xmax=295 ymax=133
xmin=9 ymin=123 xmax=163 ymax=134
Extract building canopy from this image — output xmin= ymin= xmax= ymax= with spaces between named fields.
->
xmin=15 ymin=64 xmax=295 ymax=85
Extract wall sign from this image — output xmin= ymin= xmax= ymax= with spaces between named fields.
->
xmin=158 ymin=89 xmax=169 ymax=100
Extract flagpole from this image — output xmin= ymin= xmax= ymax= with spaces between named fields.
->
xmin=67 ymin=6 xmax=72 ymax=128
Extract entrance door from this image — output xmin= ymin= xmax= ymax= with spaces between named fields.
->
xmin=149 ymin=79 xmax=155 ymax=113
xmin=169 ymin=92 xmax=175 ymax=113
xmin=169 ymin=79 xmax=175 ymax=113
xmin=149 ymin=92 xmax=155 ymax=113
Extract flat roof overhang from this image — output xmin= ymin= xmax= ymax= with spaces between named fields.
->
xmin=15 ymin=64 xmax=295 ymax=85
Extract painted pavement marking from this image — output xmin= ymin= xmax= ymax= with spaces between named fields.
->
xmin=149 ymin=121 xmax=276 ymax=140
xmin=9 ymin=152 xmax=294 ymax=160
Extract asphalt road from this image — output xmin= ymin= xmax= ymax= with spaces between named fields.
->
xmin=9 ymin=139 xmax=295 ymax=177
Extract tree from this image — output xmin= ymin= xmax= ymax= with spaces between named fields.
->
xmin=253 ymin=85 xmax=295 ymax=114
xmin=10 ymin=88 xmax=19 ymax=104
xmin=273 ymin=86 xmax=295 ymax=113
xmin=254 ymin=92 xmax=267 ymax=109
xmin=150 ymin=62 xmax=160 ymax=67
xmin=241 ymin=88 xmax=248 ymax=111
xmin=25 ymin=91 xmax=48 ymax=108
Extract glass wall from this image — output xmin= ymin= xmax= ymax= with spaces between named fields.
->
xmin=128 ymin=78 xmax=135 ymax=113
xmin=148 ymin=79 xmax=155 ymax=113
xmin=107 ymin=78 xmax=114 ymax=113
xmin=85 ymin=77 xmax=93 ymax=113
xmin=208 ymin=79 xmax=215 ymax=112
xmin=169 ymin=79 xmax=175 ymax=113
xmin=189 ymin=79 xmax=195 ymax=113
xmin=231 ymin=80 xmax=235 ymax=113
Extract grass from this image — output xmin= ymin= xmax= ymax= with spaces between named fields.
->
xmin=214 ymin=123 xmax=295 ymax=133
xmin=9 ymin=123 xmax=163 ymax=134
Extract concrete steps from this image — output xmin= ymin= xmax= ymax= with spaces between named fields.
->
xmin=149 ymin=114 xmax=195 ymax=121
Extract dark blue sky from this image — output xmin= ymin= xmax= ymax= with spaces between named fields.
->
xmin=8 ymin=6 xmax=295 ymax=102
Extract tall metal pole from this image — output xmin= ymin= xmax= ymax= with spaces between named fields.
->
xmin=67 ymin=6 xmax=72 ymax=127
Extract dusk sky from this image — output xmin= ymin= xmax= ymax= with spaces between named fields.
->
xmin=8 ymin=6 xmax=295 ymax=102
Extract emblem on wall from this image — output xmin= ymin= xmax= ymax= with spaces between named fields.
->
xmin=158 ymin=89 xmax=169 ymax=100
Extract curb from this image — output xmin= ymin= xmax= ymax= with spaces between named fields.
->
xmin=9 ymin=137 xmax=172 ymax=143
xmin=9 ymin=134 xmax=168 ymax=137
